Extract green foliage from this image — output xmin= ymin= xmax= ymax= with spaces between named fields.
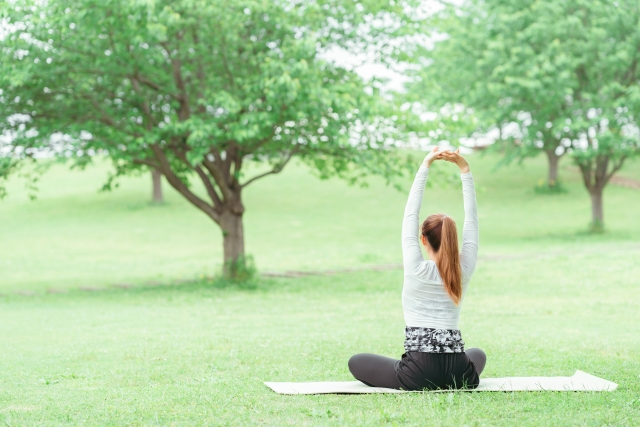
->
xmin=409 ymin=0 xmax=640 ymax=226
xmin=411 ymin=0 xmax=640 ymax=157
xmin=1 ymin=0 xmax=424 ymax=195
xmin=0 ymin=156 xmax=17 ymax=199
xmin=0 ymin=155 xmax=50 ymax=200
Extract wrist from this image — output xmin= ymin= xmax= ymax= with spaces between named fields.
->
xmin=460 ymin=166 xmax=470 ymax=174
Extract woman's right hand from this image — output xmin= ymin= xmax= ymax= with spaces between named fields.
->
xmin=440 ymin=148 xmax=470 ymax=174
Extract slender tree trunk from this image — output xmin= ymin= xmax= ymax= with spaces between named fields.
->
xmin=152 ymin=169 xmax=163 ymax=203
xmin=589 ymin=187 xmax=604 ymax=231
xmin=147 ymin=143 xmax=254 ymax=278
xmin=544 ymin=149 xmax=560 ymax=185
xmin=220 ymin=209 xmax=245 ymax=275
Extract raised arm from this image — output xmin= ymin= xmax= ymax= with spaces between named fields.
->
xmin=440 ymin=149 xmax=478 ymax=278
xmin=402 ymin=147 xmax=445 ymax=271
xmin=460 ymin=172 xmax=479 ymax=278
xmin=401 ymin=166 xmax=429 ymax=271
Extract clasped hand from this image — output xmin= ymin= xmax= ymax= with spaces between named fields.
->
xmin=423 ymin=146 xmax=470 ymax=174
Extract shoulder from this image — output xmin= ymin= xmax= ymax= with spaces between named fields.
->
xmin=412 ymin=259 xmax=441 ymax=279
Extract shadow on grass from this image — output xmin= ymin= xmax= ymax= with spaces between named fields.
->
xmin=0 ymin=275 xmax=277 ymax=303
xmin=518 ymin=226 xmax=635 ymax=244
xmin=0 ymin=268 xmax=403 ymax=304
xmin=91 ymin=275 xmax=274 ymax=296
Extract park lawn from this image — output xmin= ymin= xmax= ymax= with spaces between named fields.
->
xmin=0 ymin=254 xmax=639 ymax=426
xmin=1 ymin=151 xmax=639 ymax=425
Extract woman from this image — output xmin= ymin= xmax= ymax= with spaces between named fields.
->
xmin=348 ymin=146 xmax=486 ymax=390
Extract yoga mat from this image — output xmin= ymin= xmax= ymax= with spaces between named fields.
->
xmin=265 ymin=370 xmax=617 ymax=394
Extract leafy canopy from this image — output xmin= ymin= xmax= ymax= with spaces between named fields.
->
xmin=408 ymin=0 xmax=640 ymax=172
xmin=1 ymin=0 xmax=425 ymax=210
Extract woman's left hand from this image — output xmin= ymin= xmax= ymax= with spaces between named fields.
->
xmin=422 ymin=146 xmax=448 ymax=168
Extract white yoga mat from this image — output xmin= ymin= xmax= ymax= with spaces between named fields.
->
xmin=265 ymin=370 xmax=617 ymax=394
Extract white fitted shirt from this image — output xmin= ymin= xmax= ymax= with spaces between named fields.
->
xmin=401 ymin=166 xmax=479 ymax=330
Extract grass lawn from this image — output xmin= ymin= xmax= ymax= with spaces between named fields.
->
xmin=1 ymin=152 xmax=639 ymax=425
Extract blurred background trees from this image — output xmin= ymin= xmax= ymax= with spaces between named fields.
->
xmin=410 ymin=0 xmax=640 ymax=230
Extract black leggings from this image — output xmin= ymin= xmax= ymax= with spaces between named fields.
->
xmin=348 ymin=348 xmax=486 ymax=391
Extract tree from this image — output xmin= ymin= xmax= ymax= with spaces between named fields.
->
xmin=151 ymin=169 xmax=163 ymax=203
xmin=411 ymin=0 xmax=640 ymax=229
xmin=1 ymin=0 xmax=422 ymax=275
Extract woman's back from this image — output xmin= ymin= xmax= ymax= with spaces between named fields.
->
xmin=402 ymin=260 xmax=470 ymax=329
xmin=400 ymin=166 xmax=478 ymax=330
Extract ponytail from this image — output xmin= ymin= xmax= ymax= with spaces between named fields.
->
xmin=437 ymin=216 xmax=462 ymax=305
xmin=422 ymin=214 xmax=463 ymax=305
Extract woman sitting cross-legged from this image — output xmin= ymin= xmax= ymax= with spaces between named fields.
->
xmin=348 ymin=147 xmax=486 ymax=391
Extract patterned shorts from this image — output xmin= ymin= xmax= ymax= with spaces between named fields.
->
xmin=404 ymin=326 xmax=465 ymax=353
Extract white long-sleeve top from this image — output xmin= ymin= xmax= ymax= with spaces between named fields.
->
xmin=401 ymin=166 xmax=479 ymax=330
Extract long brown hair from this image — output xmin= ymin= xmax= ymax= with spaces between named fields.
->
xmin=421 ymin=214 xmax=462 ymax=305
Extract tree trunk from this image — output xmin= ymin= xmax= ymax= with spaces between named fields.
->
xmin=589 ymin=187 xmax=604 ymax=231
xmin=544 ymin=149 xmax=560 ymax=185
xmin=152 ymin=169 xmax=163 ymax=203
xmin=220 ymin=210 xmax=246 ymax=276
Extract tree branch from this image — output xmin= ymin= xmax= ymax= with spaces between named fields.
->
xmin=130 ymin=76 xmax=156 ymax=130
xmin=220 ymin=35 xmax=235 ymax=88
xmin=136 ymin=76 xmax=163 ymax=92
xmin=192 ymin=29 xmax=207 ymax=112
xmin=605 ymin=154 xmax=627 ymax=184
xmin=132 ymin=158 xmax=161 ymax=169
xmin=161 ymin=41 xmax=191 ymax=121
xmin=82 ymin=95 xmax=118 ymax=127
xmin=577 ymin=160 xmax=594 ymax=192
xmin=202 ymin=150 xmax=235 ymax=201
xmin=594 ymin=154 xmax=609 ymax=190
xmin=241 ymin=145 xmax=300 ymax=188
xmin=232 ymin=150 xmax=243 ymax=188
xmin=195 ymin=164 xmax=224 ymax=209
xmin=223 ymin=143 xmax=239 ymax=184
xmin=150 ymin=144 xmax=220 ymax=223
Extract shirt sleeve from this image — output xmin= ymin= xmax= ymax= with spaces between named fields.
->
xmin=460 ymin=172 xmax=479 ymax=278
xmin=402 ymin=166 xmax=429 ymax=272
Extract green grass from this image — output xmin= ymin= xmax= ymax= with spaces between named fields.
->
xmin=1 ymin=152 xmax=639 ymax=425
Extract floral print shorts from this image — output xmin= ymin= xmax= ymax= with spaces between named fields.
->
xmin=404 ymin=326 xmax=465 ymax=353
